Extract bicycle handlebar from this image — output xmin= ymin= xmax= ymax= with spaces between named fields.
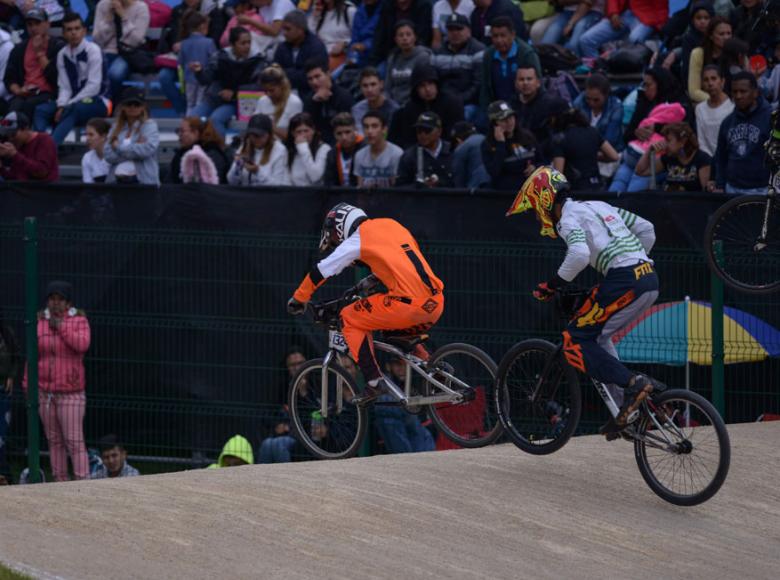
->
xmin=306 ymin=275 xmax=380 ymax=327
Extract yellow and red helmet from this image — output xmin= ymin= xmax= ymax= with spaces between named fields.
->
xmin=506 ymin=166 xmax=569 ymax=238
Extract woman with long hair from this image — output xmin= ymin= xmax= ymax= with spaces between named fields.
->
xmin=550 ymin=107 xmax=619 ymax=191
xmin=285 ymin=112 xmax=332 ymax=186
xmin=168 ymin=117 xmax=229 ymax=184
xmin=192 ymin=26 xmax=266 ymax=137
xmin=254 ymin=65 xmax=304 ymax=140
xmin=227 ymin=113 xmax=291 ymax=185
xmin=309 ymin=0 xmax=357 ymax=70
xmin=610 ymin=67 xmax=688 ymax=192
xmin=103 ymin=88 xmax=160 ymax=185
xmin=687 ymin=16 xmax=732 ymax=103
xmin=635 ymin=122 xmax=711 ymax=191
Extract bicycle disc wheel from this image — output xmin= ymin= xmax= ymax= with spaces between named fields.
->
xmin=288 ymin=359 xmax=367 ymax=460
xmin=704 ymin=194 xmax=780 ymax=294
xmin=634 ymin=389 xmax=730 ymax=506
xmin=496 ymin=339 xmax=582 ymax=455
xmin=425 ymin=343 xmax=502 ymax=448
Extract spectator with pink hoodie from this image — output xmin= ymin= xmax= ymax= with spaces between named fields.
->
xmin=24 ymin=281 xmax=91 ymax=482
xmin=609 ymin=67 xmax=689 ymax=192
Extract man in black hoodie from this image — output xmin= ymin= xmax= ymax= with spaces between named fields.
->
xmin=711 ymin=71 xmax=772 ymax=194
xmin=303 ymin=60 xmax=354 ymax=146
xmin=4 ymin=10 xmax=65 ymax=122
xmin=389 ymin=63 xmax=464 ymax=149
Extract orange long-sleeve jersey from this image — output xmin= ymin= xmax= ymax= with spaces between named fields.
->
xmin=293 ymin=218 xmax=444 ymax=303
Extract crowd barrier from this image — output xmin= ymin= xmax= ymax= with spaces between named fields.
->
xmin=0 ymin=184 xmax=776 ymax=480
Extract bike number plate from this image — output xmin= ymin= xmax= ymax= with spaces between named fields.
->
xmin=328 ymin=330 xmax=349 ymax=353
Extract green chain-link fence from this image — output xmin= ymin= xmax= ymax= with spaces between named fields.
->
xmin=1 ymin=218 xmax=778 ymax=480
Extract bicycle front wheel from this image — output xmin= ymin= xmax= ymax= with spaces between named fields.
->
xmin=288 ymin=358 xmax=368 ymax=460
xmin=425 ymin=343 xmax=502 ymax=448
xmin=704 ymin=194 xmax=780 ymax=294
xmin=496 ymin=339 xmax=582 ymax=455
xmin=634 ymin=389 xmax=730 ymax=506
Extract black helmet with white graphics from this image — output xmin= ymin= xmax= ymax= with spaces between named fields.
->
xmin=319 ymin=202 xmax=368 ymax=253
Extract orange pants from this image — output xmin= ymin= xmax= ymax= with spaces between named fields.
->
xmin=340 ymin=293 xmax=444 ymax=382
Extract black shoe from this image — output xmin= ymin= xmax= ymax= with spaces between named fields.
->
xmin=599 ymin=416 xmax=624 ymax=442
xmin=354 ymin=380 xmax=387 ymax=406
xmin=616 ymin=375 xmax=654 ymax=427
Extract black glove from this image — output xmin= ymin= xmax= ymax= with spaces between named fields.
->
xmin=287 ymin=297 xmax=305 ymax=315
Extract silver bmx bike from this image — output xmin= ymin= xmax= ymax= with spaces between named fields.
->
xmin=288 ymin=280 xmax=502 ymax=459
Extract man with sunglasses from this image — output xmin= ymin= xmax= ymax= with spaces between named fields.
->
xmin=395 ymin=111 xmax=454 ymax=187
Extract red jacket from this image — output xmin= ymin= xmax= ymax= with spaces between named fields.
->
xmin=0 ymin=132 xmax=59 ymax=182
xmin=23 ymin=309 xmax=90 ymax=393
xmin=607 ymin=0 xmax=668 ymax=30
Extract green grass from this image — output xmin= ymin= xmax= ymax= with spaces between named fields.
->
xmin=0 ymin=562 xmax=33 ymax=580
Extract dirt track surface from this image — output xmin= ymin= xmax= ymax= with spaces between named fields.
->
xmin=1 ymin=422 xmax=778 ymax=579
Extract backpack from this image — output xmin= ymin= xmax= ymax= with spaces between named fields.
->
xmin=143 ymin=0 xmax=173 ymax=29
xmin=602 ymin=43 xmax=653 ymax=75
xmin=543 ymin=70 xmax=580 ymax=104
xmin=535 ymin=43 xmax=580 ymax=75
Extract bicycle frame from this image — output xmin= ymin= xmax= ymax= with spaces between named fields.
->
xmin=316 ymin=338 xmax=472 ymax=419
xmin=532 ymin=343 xmax=621 ymax=418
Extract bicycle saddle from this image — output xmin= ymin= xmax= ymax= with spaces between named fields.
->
xmin=382 ymin=333 xmax=429 ymax=352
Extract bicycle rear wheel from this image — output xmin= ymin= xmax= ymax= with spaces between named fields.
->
xmin=425 ymin=343 xmax=502 ymax=448
xmin=288 ymin=359 xmax=367 ymax=460
xmin=704 ymin=194 xmax=780 ymax=294
xmin=496 ymin=339 xmax=582 ymax=455
xmin=634 ymin=389 xmax=730 ymax=506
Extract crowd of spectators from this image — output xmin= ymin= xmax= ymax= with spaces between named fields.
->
xmin=0 ymin=0 xmax=776 ymax=193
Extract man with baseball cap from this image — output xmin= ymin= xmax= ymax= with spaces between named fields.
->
xmin=396 ymin=111 xmax=454 ymax=187
xmin=432 ymin=13 xmax=485 ymax=123
xmin=0 ymin=111 xmax=59 ymax=181
xmin=4 ymin=9 xmax=65 ymax=122
xmin=432 ymin=2 xmax=477 ymax=49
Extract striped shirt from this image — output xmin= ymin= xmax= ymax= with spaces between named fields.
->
xmin=555 ymin=200 xmax=655 ymax=281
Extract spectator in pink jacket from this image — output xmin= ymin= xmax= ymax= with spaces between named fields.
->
xmin=24 ymin=281 xmax=91 ymax=482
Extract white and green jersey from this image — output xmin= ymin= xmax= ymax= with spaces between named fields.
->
xmin=555 ymin=200 xmax=656 ymax=282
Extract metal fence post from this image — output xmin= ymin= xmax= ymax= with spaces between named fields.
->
xmin=711 ymin=240 xmax=725 ymax=417
xmin=23 ymin=217 xmax=41 ymax=483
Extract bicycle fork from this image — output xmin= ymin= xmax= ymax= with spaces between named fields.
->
xmin=755 ymin=193 xmax=774 ymax=252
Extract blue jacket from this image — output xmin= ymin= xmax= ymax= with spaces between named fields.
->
xmin=453 ymin=133 xmax=490 ymax=189
xmin=349 ymin=2 xmax=380 ymax=68
xmin=573 ymin=93 xmax=625 ymax=152
xmin=273 ymin=32 xmax=328 ymax=97
xmin=713 ymin=98 xmax=772 ymax=189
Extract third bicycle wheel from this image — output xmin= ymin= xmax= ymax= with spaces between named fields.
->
xmin=704 ymin=194 xmax=780 ymax=294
